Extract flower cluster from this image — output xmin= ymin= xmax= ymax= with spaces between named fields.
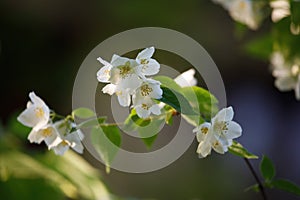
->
xmin=17 ymin=92 xmax=84 ymax=155
xmin=193 ymin=107 xmax=242 ymax=158
xmin=97 ymin=47 xmax=163 ymax=118
xmin=270 ymin=0 xmax=300 ymax=35
xmin=271 ymin=51 xmax=300 ymax=100
xmin=212 ymin=0 xmax=266 ymax=30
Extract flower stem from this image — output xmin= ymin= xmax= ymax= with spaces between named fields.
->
xmin=244 ymin=158 xmax=267 ymax=200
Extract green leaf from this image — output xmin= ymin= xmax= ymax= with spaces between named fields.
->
xmin=153 ymin=75 xmax=182 ymax=91
xmin=158 ymin=86 xmax=197 ymax=115
xmin=260 ymin=155 xmax=275 ymax=181
xmin=244 ymin=34 xmax=273 ymax=60
xmin=181 ymin=86 xmax=218 ymax=121
xmin=91 ymin=125 xmax=121 ymax=173
xmin=76 ymin=117 xmax=107 ymax=129
xmin=228 ymin=141 xmax=258 ymax=159
xmin=124 ymin=109 xmax=165 ymax=148
xmin=72 ymin=108 xmax=95 ymax=119
xmin=244 ymin=184 xmax=260 ymax=193
xmin=271 ymin=179 xmax=300 ymax=196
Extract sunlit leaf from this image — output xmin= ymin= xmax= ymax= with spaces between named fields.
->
xmin=260 ymin=155 xmax=275 ymax=181
xmin=72 ymin=108 xmax=95 ymax=119
xmin=228 ymin=141 xmax=258 ymax=159
xmin=91 ymin=125 xmax=121 ymax=173
xmin=181 ymin=86 xmax=218 ymax=121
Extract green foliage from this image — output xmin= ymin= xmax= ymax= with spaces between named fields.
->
xmin=91 ymin=125 xmax=121 ymax=173
xmin=77 ymin=117 xmax=107 ymax=128
xmin=228 ymin=141 xmax=258 ymax=159
xmin=158 ymin=86 xmax=197 ymax=115
xmin=271 ymin=179 xmax=300 ymax=196
xmin=72 ymin=108 xmax=95 ymax=119
xmin=181 ymin=86 xmax=218 ymax=121
xmin=0 ymin=136 xmax=111 ymax=200
xmin=124 ymin=109 xmax=165 ymax=148
xmin=244 ymin=34 xmax=273 ymax=60
xmin=260 ymin=155 xmax=275 ymax=181
xmin=257 ymin=156 xmax=300 ymax=197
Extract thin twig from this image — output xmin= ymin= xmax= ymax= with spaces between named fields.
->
xmin=244 ymin=158 xmax=267 ymax=200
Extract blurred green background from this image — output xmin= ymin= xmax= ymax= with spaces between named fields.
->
xmin=1 ymin=0 xmax=300 ymax=199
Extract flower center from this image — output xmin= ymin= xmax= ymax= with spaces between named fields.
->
xmin=61 ymin=140 xmax=69 ymax=146
xmin=201 ymin=127 xmax=209 ymax=135
xmin=119 ymin=62 xmax=132 ymax=78
xmin=140 ymin=59 xmax=149 ymax=65
xmin=142 ymin=103 xmax=149 ymax=110
xmin=140 ymin=84 xmax=153 ymax=96
xmin=239 ymin=1 xmax=246 ymax=9
xmin=35 ymin=107 xmax=44 ymax=118
xmin=42 ymin=128 xmax=52 ymax=137
xmin=214 ymin=121 xmax=229 ymax=134
xmin=213 ymin=141 xmax=220 ymax=148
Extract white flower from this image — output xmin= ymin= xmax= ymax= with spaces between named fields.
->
xmin=174 ymin=68 xmax=197 ymax=87
xmin=136 ymin=47 xmax=160 ymax=78
xmin=193 ymin=107 xmax=242 ymax=158
xmin=132 ymin=79 xmax=163 ymax=118
xmin=212 ymin=0 xmax=264 ymax=30
xmin=270 ymin=0 xmax=290 ymax=23
xmin=17 ymin=92 xmax=50 ymax=131
xmin=27 ymin=124 xmax=61 ymax=148
xmin=271 ymin=52 xmax=300 ymax=100
xmin=102 ymin=83 xmax=131 ymax=107
xmin=50 ymin=120 xmax=84 ymax=155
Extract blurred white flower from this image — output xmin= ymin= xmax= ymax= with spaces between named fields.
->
xmin=17 ymin=92 xmax=50 ymax=131
xmin=193 ymin=107 xmax=242 ymax=158
xmin=212 ymin=0 xmax=265 ymax=30
xmin=174 ymin=68 xmax=197 ymax=87
xmin=136 ymin=47 xmax=160 ymax=78
xmin=27 ymin=124 xmax=61 ymax=148
xmin=49 ymin=120 xmax=85 ymax=155
xmin=271 ymin=52 xmax=300 ymax=100
xmin=270 ymin=0 xmax=290 ymax=23
xmin=132 ymin=79 xmax=163 ymax=118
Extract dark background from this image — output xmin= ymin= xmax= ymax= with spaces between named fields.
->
xmin=1 ymin=0 xmax=300 ymax=199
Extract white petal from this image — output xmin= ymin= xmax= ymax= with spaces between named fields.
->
xmin=196 ymin=141 xmax=212 ymax=158
xmin=275 ymin=76 xmax=296 ymax=91
xmin=29 ymin=92 xmax=45 ymax=106
xmin=137 ymin=47 xmax=155 ymax=60
xmin=117 ymin=90 xmax=131 ymax=107
xmin=136 ymin=59 xmax=160 ymax=76
xmin=174 ymin=69 xmax=197 ymax=87
xmin=226 ymin=121 xmax=242 ymax=139
xmin=195 ymin=122 xmax=211 ymax=142
xmin=150 ymin=104 xmax=161 ymax=115
xmin=27 ymin=129 xmax=45 ymax=144
xmin=211 ymin=139 xmax=226 ymax=154
xmin=295 ymin=78 xmax=300 ymax=100
xmin=111 ymin=54 xmax=120 ymax=62
xmin=102 ymin=84 xmax=116 ymax=95
xmin=213 ymin=106 xmax=234 ymax=122
xmin=71 ymin=142 xmax=84 ymax=154
xmin=119 ymin=74 xmax=142 ymax=92
xmin=111 ymin=56 xmax=130 ymax=67
xmin=47 ymin=136 xmax=63 ymax=149
xmin=97 ymin=65 xmax=112 ymax=83
xmin=97 ymin=57 xmax=111 ymax=67
xmin=17 ymin=106 xmax=39 ymax=128
xmin=135 ymin=105 xmax=151 ymax=119
xmin=53 ymin=143 xmax=69 ymax=155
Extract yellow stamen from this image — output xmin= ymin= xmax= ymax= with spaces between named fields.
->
xmin=42 ymin=128 xmax=52 ymax=137
xmin=201 ymin=127 xmax=209 ymax=135
xmin=35 ymin=107 xmax=44 ymax=118
xmin=142 ymin=104 xmax=149 ymax=110
xmin=141 ymin=59 xmax=149 ymax=65
xmin=119 ymin=62 xmax=132 ymax=78
xmin=140 ymin=84 xmax=153 ymax=96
